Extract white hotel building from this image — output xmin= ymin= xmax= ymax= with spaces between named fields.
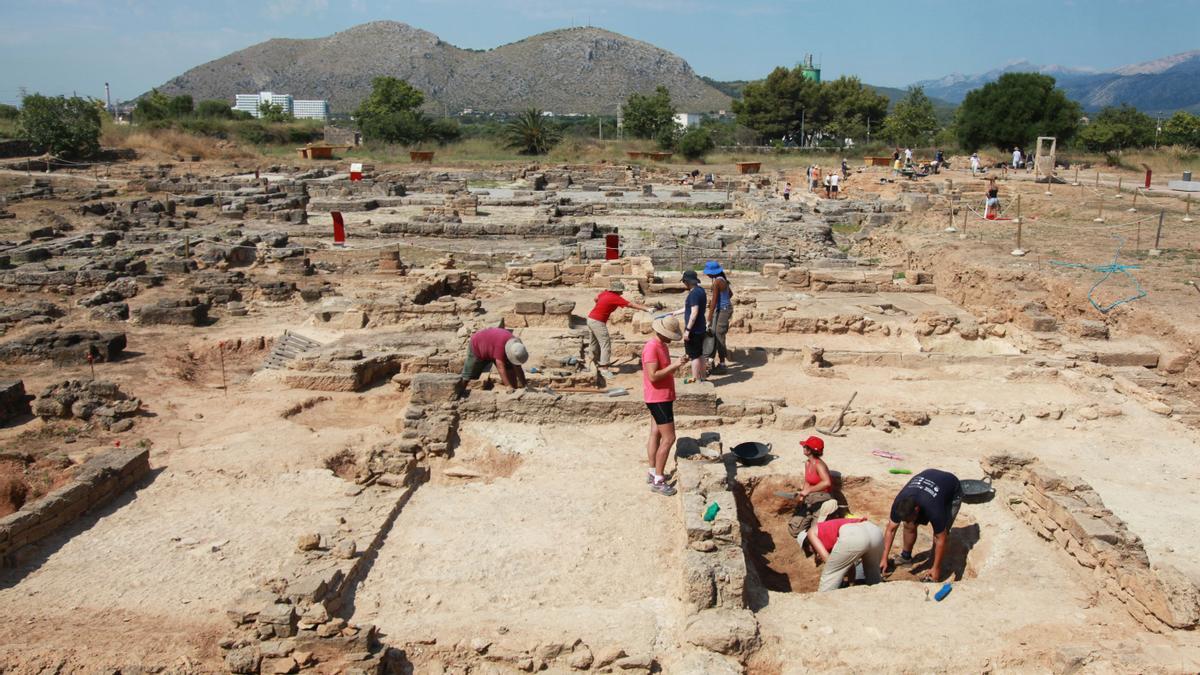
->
xmin=233 ymin=92 xmax=330 ymax=121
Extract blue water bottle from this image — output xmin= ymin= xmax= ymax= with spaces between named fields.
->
xmin=934 ymin=583 xmax=952 ymax=602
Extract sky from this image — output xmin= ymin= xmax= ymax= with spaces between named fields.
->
xmin=1 ymin=0 xmax=1197 ymax=106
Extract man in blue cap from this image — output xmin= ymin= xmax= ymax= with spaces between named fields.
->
xmin=703 ymin=260 xmax=733 ymax=372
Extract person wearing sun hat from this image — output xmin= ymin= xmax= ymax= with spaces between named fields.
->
xmin=586 ymin=278 xmax=658 ymax=371
xmin=642 ymin=315 xmax=689 ymax=496
xmin=787 ymin=435 xmax=840 ymax=544
xmin=702 ymin=260 xmax=734 ymax=372
xmin=680 ymin=269 xmax=707 ymax=382
xmin=461 ymin=326 xmax=529 ymax=391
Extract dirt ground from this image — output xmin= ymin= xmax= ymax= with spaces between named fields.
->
xmin=2 ymin=153 xmax=1200 ymax=673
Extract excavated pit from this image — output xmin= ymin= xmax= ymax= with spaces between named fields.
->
xmin=735 ymin=473 xmax=981 ymax=596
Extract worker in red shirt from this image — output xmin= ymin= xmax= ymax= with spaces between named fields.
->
xmin=587 ymin=280 xmax=658 ymax=370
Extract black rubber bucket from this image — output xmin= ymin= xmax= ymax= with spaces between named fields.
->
xmin=732 ymin=441 xmax=772 ymax=466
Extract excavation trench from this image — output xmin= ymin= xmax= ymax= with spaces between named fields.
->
xmin=735 ymin=474 xmax=981 ymax=597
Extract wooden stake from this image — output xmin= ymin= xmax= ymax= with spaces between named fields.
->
xmin=1128 ymin=190 xmax=1138 ymax=212
xmin=1135 ymin=219 xmax=1141 ymax=251
xmin=184 ymin=235 xmax=190 ymax=258
xmin=1073 ymin=166 xmax=1079 ymax=186
xmin=962 ymin=209 xmax=968 ymax=236
xmin=1154 ymin=210 xmax=1165 ymax=251
xmin=1095 ymin=195 xmax=1105 ymax=223
xmin=1115 ymin=176 xmax=1123 ymax=198
xmin=1185 ymin=195 xmax=1194 ymax=223
xmin=219 ymin=342 xmax=228 ymax=395
xmin=1095 ymin=171 xmax=1100 ymax=188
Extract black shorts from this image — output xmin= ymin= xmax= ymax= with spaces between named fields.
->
xmin=646 ymin=401 xmax=674 ymax=425
xmin=831 ymin=185 xmax=839 ymax=193
xmin=684 ymin=335 xmax=704 ymax=359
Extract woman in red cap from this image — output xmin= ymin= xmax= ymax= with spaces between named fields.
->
xmin=788 ymin=435 xmax=839 ymax=541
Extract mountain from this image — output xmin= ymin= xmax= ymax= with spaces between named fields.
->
xmin=912 ymin=51 xmax=1200 ymax=114
xmin=155 ymin=21 xmax=731 ymax=115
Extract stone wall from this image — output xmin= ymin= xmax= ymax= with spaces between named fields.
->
xmin=988 ymin=454 xmax=1200 ymax=631
xmin=0 ymin=379 xmax=32 ymax=423
xmin=0 ymin=448 xmax=150 ymax=565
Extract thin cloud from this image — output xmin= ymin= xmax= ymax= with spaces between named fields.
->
xmin=263 ymin=0 xmax=330 ymax=19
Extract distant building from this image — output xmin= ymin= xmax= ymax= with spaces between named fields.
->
xmin=293 ymin=99 xmax=330 ymax=121
xmin=233 ymin=91 xmax=330 ymax=121
xmin=674 ymin=113 xmax=702 ymax=129
xmin=800 ymin=54 xmax=821 ymax=83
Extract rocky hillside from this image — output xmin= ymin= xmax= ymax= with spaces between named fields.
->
xmin=913 ymin=51 xmax=1200 ymax=114
xmin=155 ymin=21 xmax=731 ymax=115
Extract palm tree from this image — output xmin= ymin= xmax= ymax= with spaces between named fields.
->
xmin=504 ymin=109 xmax=562 ymax=155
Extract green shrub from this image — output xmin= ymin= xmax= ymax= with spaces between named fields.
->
xmin=677 ymin=127 xmax=715 ymax=161
xmin=0 ymin=103 xmax=19 ymax=120
xmin=19 ymin=94 xmax=102 ymax=158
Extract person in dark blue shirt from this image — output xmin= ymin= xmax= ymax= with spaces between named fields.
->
xmin=681 ymin=269 xmax=707 ymax=382
xmin=880 ymin=468 xmax=963 ymax=582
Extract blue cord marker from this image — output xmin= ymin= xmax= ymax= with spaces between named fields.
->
xmin=934 ymin=583 xmax=952 ymax=602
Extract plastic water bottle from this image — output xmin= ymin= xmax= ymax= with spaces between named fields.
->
xmin=934 ymin=583 xmax=952 ymax=602
xmin=703 ymin=502 xmax=720 ymax=522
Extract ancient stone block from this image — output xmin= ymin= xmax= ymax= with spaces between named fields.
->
xmin=684 ymin=609 xmax=760 ymax=656
xmin=410 ymin=374 xmax=464 ymax=405
xmin=515 ymin=300 xmax=545 ymax=315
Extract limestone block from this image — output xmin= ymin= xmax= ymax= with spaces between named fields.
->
xmin=1096 ymin=349 xmax=1159 ymax=368
xmin=410 ymin=373 xmax=464 ymax=405
xmin=544 ymin=298 xmax=576 ymax=315
xmin=684 ymin=609 xmax=760 ymax=656
xmin=682 ymin=550 xmax=717 ymax=610
xmin=1120 ymin=564 xmax=1200 ymax=629
xmin=531 ymin=262 xmax=559 ymax=281
xmin=515 ymin=300 xmax=545 ymax=315
xmin=776 ymin=407 xmax=816 ymax=430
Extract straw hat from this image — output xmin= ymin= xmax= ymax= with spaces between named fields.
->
xmin=504 ymin=339 xmax=529 ymax=365
xmin=651 ymin=316 xmax=683 ymax=341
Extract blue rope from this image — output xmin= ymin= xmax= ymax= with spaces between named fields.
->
xmin=1049 ymin=237 xmax=1147 ymax=314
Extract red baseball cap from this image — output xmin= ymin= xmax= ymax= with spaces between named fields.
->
xmin=801 ymin=436 xmax=825 ymax=454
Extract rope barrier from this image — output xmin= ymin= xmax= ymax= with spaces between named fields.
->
xmin=1048 ymin=236 xmax=1147 ymax=313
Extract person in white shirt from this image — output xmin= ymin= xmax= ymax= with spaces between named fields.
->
xmin=1012 ymin=147 xmax=1022 ymax=169
xmin=904 ymin=147 xmax=912 ymax=164
xmin=970 ymin=153 xmax=980 ymax=175
xmin=829 ymin=172 xmax=840 ymax=199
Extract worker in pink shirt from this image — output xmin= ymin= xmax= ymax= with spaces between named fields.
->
xmin=642 ymin=316 xmax=689 ymax=496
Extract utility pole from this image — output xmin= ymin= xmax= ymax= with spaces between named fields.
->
xmin=800 ymin=109 xmax=805 ymax=148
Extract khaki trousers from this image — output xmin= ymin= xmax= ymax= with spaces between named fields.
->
xmin=818 ymin=521 xmax=884 ymax=592
xmin=587 ymin=318 xmax=612 ymax=367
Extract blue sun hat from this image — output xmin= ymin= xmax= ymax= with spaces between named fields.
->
xmin=703 ymin=260 xmax=724 ymax=276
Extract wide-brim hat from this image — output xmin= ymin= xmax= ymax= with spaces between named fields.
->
xmin=681 ymin=270 xmax=700 ymax=284
xmin=703 ymin=260 xmax=724 ymax=276
xmin=609 ymin=279 xmax=626 ymax=292
xmin=504 ymin=339 xmax=529 ymax=365
xmin=652 ymin=316 xmax=683 ymax=341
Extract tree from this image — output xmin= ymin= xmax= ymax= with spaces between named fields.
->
xmin=733 ymin=69 xmax=888 ymax=145
xmin=1160 ymin=111 xmax=1200 ymax=149
xmin=258 ymin=101 xmax=292 ymax=123
xmin=504 ymin=109 xmax=561 ymax=155
xmin=18 ymin=94 xmax=102 ymax=158
xmin=0 ymin=103 xmax=19 ymax=120
xmin=955 ymin=73 xmax=1081 ymax=152
xmin=1077 ymin=105 xmax=1156 ymax=152
xmin=880 ymin=86 xmax=939 ymax=147
xmin=354 ymin=76 xmax=439 ymax=145
xmin=677 ymin=127 xmax=715 ymax=161
xmin=622 ymin=86 xmax=676 ymax=140
xmin=135 ymin=89 xmax=194 ymax=122
xmin=196 ymin=99 xmax=237 ymax=119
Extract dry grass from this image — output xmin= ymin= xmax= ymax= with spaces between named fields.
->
xmin=103 ymin=125 xmax=254 ymax=162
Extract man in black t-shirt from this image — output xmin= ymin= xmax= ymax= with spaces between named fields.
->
xmin=880 ymin=468 xmax=963 ymax=582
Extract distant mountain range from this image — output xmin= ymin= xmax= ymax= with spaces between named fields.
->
xmin=912 ymin=51 xmax=1200 ymax=114
xmin=155 ymin=21 xmax=730 ymax=115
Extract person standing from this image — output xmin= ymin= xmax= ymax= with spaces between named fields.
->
xmin=880 ymin=468 xmax=964 ymax=583
xmin=810 ymin=165 xmax=821 ymax=193
xmin=681 ymin=270 xmax=707 ymax=382
xmin=904 ymin=147 xmax=912 ymax=164
xmin=783 ymin=181 xmax=792 ymax=201
xmin=841 ymin=158 xmax=849 ymax=178
xmin=703 ymin=261 xmax=733 ymax=372
xmin=808 ymin=518 xmax=885 ymax=592
xmin=461 ymin=327 xmax=529 ymax=390
xmin=985 ymin=177 xmax=1000 ymax=219
xmin=970 ymin=152 xmax=980 ymax=176
xmin=642 ymin=316 xmax=688 ymax=496
xmin=586 ymin=279 xmax=655 ymax=371
xmin=829 ymin=171 xmax=840 ymax=199
xmin=933 ymin=148 xmax=944 ymax=174
xmin=1012 ymin=147 xmax=1022 ymax=169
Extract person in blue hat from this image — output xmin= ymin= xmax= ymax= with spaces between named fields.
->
xmin=702 ymin=260 xmax=733 ymax=372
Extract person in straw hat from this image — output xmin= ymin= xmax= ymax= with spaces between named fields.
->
xmin=643 ymin=315 xmax=689 ymax=496
xmin=460 ymin=326 xmax=529 ymax=391
xmin=586 ymin=279 xmax=658 ymax=371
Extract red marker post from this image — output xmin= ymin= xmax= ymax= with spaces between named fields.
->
xmin=331 ymin=211 xmax=346 ymax=247
xmin=350 ymin=162 xmax=363 ymax=182
xmin=87 ymin=353 xmax=96 ymax=380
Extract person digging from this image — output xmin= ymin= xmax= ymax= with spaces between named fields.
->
xmin=787 ymin=436 xmax=840 ymax=549
xmin=460 ymin=326 xmax=529 ymax=391
xmin=586 ymin=279 xmax=659 ymax=375
xmin=880 ymin=468 xmax=964 ymax=583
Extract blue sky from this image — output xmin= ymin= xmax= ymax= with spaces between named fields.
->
xmin=1 ymin=0 xmax=1196 ymax=105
